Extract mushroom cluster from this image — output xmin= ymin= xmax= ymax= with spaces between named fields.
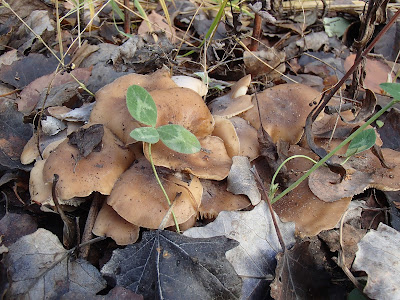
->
xmin=24 ymin=69 xmax=258 ymax=245
xmin=23 ymin=68 xmax=400 ymax=243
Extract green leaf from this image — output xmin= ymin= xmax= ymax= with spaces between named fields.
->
xmin=126 ymin=85 xmax=157 ymax=127
xmin=376 ymin=120 xmax=384 ymax=128
xmin=345 ymin=128 xmax=376 ymax=157
xmin=323 ymin=17 xmax=351 ymax=38
xmin=380 ymin=82 xmax=400 ymax=100
xmin=130 ymin=127 xmax=159 ymax=144
xmin=157 ymin=124 xmax=201 ymax=154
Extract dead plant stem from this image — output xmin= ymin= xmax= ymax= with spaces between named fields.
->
xmin=252 ymin=167 xmax=286 ymax=252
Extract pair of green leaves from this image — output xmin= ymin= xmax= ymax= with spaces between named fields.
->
xmin=126 ymin=85 xmax=201 ymax=154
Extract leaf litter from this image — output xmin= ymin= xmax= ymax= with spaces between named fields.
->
xmin=0 ymin=0 xmax=400 ymax=299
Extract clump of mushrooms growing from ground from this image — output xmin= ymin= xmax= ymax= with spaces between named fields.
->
xmin=22 ymin=68 xmax=400 ymax=244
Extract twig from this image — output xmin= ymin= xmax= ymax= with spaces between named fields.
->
xmin=252 ymin=167 xmax=286 ymax=252
xmin=124 ymin=0 xmax=131 ymax=34
xmin=79 ymin=193 xmax=104 ymax=259
xmin=52 ymin=174 xmax=77 ymax=249
xmin=249 ymin=13 xmax=262 ymax=51
xmin=310 ymin=8 xmax=400 ymax=123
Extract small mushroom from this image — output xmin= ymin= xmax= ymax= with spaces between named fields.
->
xmin=198 ymin=179 xmax=251 ymax=219
xmin=90 ymin=68 xmax=178 ymax=144
xmin=272 ymin=145 xmax=351 ymax=236
xmin=42 ymin=124 xmax=135 ymax=200
xmin=212 ymin=116 xmax=240 ymax=157
xmin=92 ymin=203 xmax=140 ymax=245
xmin=107 ymin=156 xmax=202 ymax=229
xmin=208 ymin=75 xmax=253 ymax=118
xmin=171 ymin=75 xmax=208 ymax=96
xmin=144 ymin=135 xmax=232 ymax=180
xmin=230 ymin=117 xmax=260 ymax=160
xmin=242 ymin=83 xmax=322 ymax=144
xmin=309 ymin=147 xmax=400 ymax=202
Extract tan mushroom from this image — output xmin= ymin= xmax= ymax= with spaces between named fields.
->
xmin=42 ymin=124 xmax=135 ymax=201
xmin=144 ymin=135 xmax=232 ymax=180
xmin=212 ymin=116 xmax=240 ymax=157
xmin=89 ymin=68 xmax=178 ymax=144
xmin=149 ymin=87 xmax=214 ymax=138
xmin=171 ymin=75 xmax=208 ymax=97
xmin=309 ymin=147 xmax=400 ymax=202
xmin=107 ymin=155 xmax=202 ymax=229
xmin=272 ymin=145 xmax=351 ymax=236
xmin=208 ymin=75 xmax=253 ymax=118
xmin=92 ymin=203 xmax=140 ymax=245
xmin=242 ymin=83 xmax=322 ymax=144
xmin=198 ymin=179 xmax=251 ymax=219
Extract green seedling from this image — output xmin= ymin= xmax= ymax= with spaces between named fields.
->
xmin=126 ymin=85 xmax=201 ymax=233
xmin=342 ymin=128 xmax=376 ymax=164
xmin=270 ymin=82 xmax=400 ymax=204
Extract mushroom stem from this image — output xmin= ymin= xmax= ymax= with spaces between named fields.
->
xmin=148 ymin=143 xmax=181 ymax=233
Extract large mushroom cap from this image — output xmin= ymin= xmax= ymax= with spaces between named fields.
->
xmin=43 ymin=124 xmax=135 ymax=200
xmin=149 ymin=87 xmax=214 ymax=138
xmin=144 ymin=135 xmax=232 ymax=180
xmin=107 ymin=156 xmax=202 ymax=229
xmin=242 ymin=83 xmax=321 ymax=144
xmin=90 ymin=69 xmax=178 ymax=144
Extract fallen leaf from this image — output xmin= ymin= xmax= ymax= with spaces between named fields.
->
xmin=68 ymin=124 xmax=104 ymax=158
xmin=0 ymin=53 xmax=61 ymax=89
xmin=185 ymin=201 xmax=296 ymax=299
xmin=15 ymin=10 xmax=54 ymax=53
xmin=344 ymin=54 xmax=394 ymax=94
xmin=61 ymin=286 xmax=144 ymax=300
xmin=4 ymin=228 xmax=106 ymax=298
xmin=0 ymin=213 xmax=37 ymax=247
xmin=377 ymin=107 xmax=400 ymax=151
xmin=101 ymin=230 xmax=242 ymax=299
xmin=384 ymin=191 xmax=400 ymax=231
xmin=17 ymin=67 xmax=91 ymax=115
xmin=271 ymin=241 xmax=346 ymax=299
xmin=296 ymin=32 xmax=329 ymax=51
xmin=227 ymin=156 xmax=261 ymax=205
xmin=0 ymin=100 xmax=33 ymax=171
xmin=352 ymin=223 xmax=400 ymax=300
xmin=138 ymin=10 xmax=176 ymax=42
xmin=319 ymin=224 xmax=367 ymax=269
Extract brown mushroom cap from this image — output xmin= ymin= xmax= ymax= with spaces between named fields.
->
xmin=171 ymin=76 xmax=208 ymax=97
xmin=212 ymin=116 xmax=240 ymax=158
xmin=198 ymin=179 xmax=251 ymax=219
xmin=144 ymin=135 xmax=232 ymax=180
xmin=272 ymin=145 xmax=351 ymax=236
xmin=43 ymin=124 xmax=135 ymax=200
xmin=149 ymin=87 xmax=214 ymax=138
xmin=89 ymin=69 xmax=178 ymax=144
xmin=107 ymin=156 xmax=202 ymax=229
xmin=208 ymin=75 xmax=253 ymax=118
xmin=30 ymin=159 xmax=52 ymax=205
xmin=242 ymin=83 xmax=321 ymax=144
xmin=309 ymin=148 xmax=400 ymax=202
xmin=212 ymin=116 xmax=260 ymax=160
xmin=230 ymin=117 xmax=260 ymax=160
xmin=92 ymin=203 xmax=139 ymax=245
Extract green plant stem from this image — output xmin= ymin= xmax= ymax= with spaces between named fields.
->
xmin=269 ymin=155 xmax=317 ymax=199
xmin=148 ymin=143 xmax=181 ymax=233
xmin=271 ymin=98 xmax=400 ymax=204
